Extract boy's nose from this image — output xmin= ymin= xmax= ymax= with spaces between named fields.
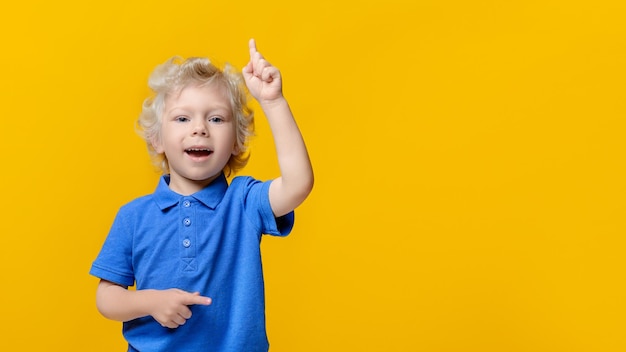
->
xmin=192 ymin=122 xmax=209 ymax=136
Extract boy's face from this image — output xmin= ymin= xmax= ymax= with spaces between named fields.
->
xmin=153 ymin=82 xmax=238 ymax=194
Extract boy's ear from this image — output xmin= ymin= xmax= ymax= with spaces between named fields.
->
xmin=151 ymin=135 xmax=164 ymax=154
xmin=231 ymin=142 xmax=240 ymax=156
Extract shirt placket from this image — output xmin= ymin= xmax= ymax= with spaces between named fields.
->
xmin=180 ymin=197 xmax=197 ymax=272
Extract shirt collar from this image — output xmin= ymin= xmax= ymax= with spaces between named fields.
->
xmin=153 ymin=173 xmax=228 ymax=210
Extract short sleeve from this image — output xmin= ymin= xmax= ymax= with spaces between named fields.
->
xmin=89 ymin=208 xmax=135 ymax=287
xmin=235 ymin=177 xmax=295 ymax=237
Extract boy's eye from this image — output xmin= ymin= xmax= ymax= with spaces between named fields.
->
xmin=175 ymin=116 xmax=189 ymax=122
xmin=209 ymin=116 xmax=224 ymax=123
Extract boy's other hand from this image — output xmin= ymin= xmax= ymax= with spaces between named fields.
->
xmin=149 ymin=289 xmax=212 ymax=329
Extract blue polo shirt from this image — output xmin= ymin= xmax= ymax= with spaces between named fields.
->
xmin=90 ymin=174 xmax=294 ymax=352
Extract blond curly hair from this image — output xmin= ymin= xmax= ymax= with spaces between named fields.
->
xmin=136 ymin=56 xmax=254 ymax=177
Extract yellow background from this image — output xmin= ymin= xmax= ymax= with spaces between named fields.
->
xmin=1 ymin=0 xmax=624 ymax=351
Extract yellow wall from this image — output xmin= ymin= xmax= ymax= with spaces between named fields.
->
xmin=1 ymin=0 xmax=624 ymax=350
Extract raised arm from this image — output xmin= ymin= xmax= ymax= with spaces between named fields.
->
xmin=242 ymin=39 xmax=314 ymax=217
xmin=96 ymin=279 xmax=211 ymax=329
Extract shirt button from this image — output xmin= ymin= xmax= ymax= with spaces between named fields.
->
xmin=182 ymin=239 xmax=191 ymax=248
xmin=183 ymin=200 xmax=191 ymax=207
xmin=183 ymin=218 xmax=191 ymax=226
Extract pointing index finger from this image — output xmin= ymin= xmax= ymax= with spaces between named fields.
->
xmin=187 ymin=292 xmax=212 ymax=306
xmin=249 ymin=38 xmax=257 ymax=58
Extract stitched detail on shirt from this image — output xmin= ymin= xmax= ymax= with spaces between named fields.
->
xmin=182 ymin=258 xmax=197 ymax=271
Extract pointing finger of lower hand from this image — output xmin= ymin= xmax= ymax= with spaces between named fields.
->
xmin=186 ymin=293 xmax=212 ymax=306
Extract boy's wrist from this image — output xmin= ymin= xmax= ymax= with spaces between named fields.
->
xmin=134 ymin=289 xmax=159 ymax=317
xmin=259 ymin=96 xmax=289 ymax=114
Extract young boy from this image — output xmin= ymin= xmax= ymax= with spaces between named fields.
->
xmin=90 ymin=39 xmax=313 ymax=351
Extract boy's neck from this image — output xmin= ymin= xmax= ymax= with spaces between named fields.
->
xmin=167 ymin=173 xmax=222 ymax=195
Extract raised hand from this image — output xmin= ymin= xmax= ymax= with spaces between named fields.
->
xmin=242 ymin=39 xmax=283 ymax=103
xmin=149 ymin=289 xmax=212 ymax=329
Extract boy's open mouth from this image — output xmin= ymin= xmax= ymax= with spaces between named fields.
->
xmin=185 ymin=148 xmax=213 ymax=157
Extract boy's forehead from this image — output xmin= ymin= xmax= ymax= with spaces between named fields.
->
xmin=168 ymin=81 xmax=229 ymax=101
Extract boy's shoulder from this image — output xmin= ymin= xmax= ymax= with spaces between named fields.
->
xmin=228 ymin=175 xmax=273 ymax=195
xmin=229 ymin=174 xmax=257 ymax=187
xmin=118 ymin=192 xmax=156 ymax=212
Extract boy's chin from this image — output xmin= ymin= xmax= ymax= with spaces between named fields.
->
xmin=189 ymin=172 xmax=223 ymax=183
